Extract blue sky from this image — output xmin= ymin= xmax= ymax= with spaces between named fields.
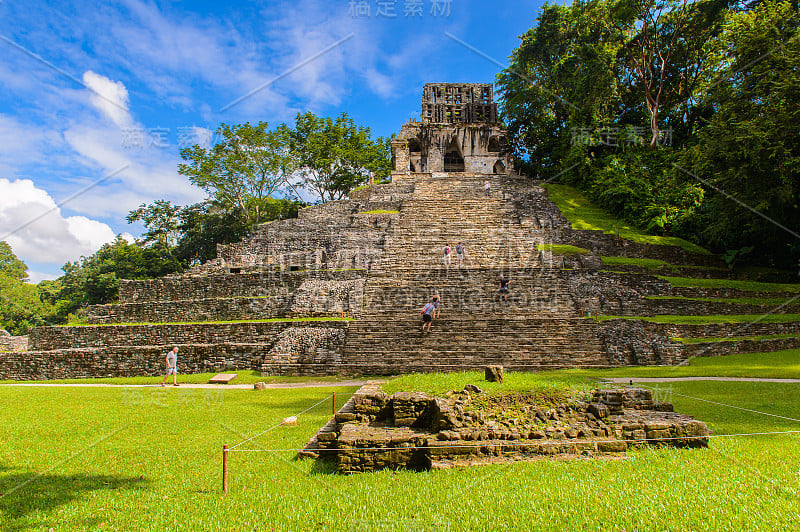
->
xmin=0 ymin=0 xmax=546 ymax=281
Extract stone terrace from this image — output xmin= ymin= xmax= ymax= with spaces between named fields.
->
xmin=2 ymin=173 xmax=798 ymax=379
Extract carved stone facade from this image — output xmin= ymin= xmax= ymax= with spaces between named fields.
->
xmin=392 ymin=83 xmax=512 ymax=175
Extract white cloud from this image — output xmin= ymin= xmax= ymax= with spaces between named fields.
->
xmin=82 ymin=71 xmax=133 ymax=128
xmin=0 ymin=115 xmax=59 ymax=177
xmin=27 ymin=271 xmax=59 ymax=284
xmin=365 ymin=68 xmax=395 ymax=100
xmin=61 ymin=123 xmax=205 ymax=218
xmin=0 ymin=178 xmax=120 ymax=266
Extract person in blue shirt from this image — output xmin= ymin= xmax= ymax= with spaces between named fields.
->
xmin=420 ymin=300 xmax=436 ymax=332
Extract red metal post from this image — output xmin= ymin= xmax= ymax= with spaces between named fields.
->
xmin=222 ymin=444 xmax=229 ymax=494
xmin=332 ymin=392 xmax=336 ymax=415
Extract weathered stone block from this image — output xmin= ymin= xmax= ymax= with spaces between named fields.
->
xmin=485 ymin=365 xmax=504 ymax=383
xmin=588 ymin=402 xmax=609 ymax=419
xmin=597 ymin=440 xmax=628 ymax=453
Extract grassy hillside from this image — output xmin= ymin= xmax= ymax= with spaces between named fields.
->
xmin=544 ymin=184 xmax=710 ymax=254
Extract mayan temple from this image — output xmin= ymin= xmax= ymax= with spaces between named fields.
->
xmin=7 ymin=82 xmax=792 ymax=381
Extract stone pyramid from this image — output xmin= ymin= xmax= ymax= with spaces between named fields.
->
xmin=3 ymin=83 xmax=796 ymax=380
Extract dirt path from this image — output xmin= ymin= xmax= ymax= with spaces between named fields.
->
xmin=0 ymin=380 xmax=370 ymax=390
xmin=602 ymin=377 xmax=800 ymax=383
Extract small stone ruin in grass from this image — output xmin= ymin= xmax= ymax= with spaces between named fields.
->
xmin=299 ymin=381 xmax=709 ymax=473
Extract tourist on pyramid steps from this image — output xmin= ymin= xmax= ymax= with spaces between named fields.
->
xmin=432 ymin=291 xmax=442 ymax=319
xmin=443 ymin=244 xmax=452 ymax=267
xmin=484 ymin=180 xmax=491 ymax=196
xmin=498 ymin=275 xmax=511 ymax=302
xmin=420 ymin=300 xmax=436 ymax=332
xmin=161 ymin=347 xmax=179 ymax=387
xmin=456 ymin=242 xmax=466 ymax=268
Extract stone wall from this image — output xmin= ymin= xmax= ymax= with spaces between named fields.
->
xmin=289 ymin=279 xmax=365 ymax=316
xmin=567 ymin=271 xmax=671 ymax=316
xmin=262 ymin=327 xmax=347 ymax=371
xmin=2 ymin=322 xmax=350 ymax=380
xmin=0 ymin=344 xmax=263 ymax=380
xmin=119 ymin=272 xmax=304 ymax=303
xmin=29 ymin=320 xmax=348 ymax=351
xmin=682 ymin=336 xmax=800 ymax=358
xmin=90 ymin=274 xmax=367 ymax=324
xmin=596 ymin=320 xmax=685 ymax=365
xmin=0 ymin=329 xmax=27 ymax=352
xmin=88 ymin=295 xmax=292 ymax=324
xmin=218 ymin=224 xmax=389 ymax=271
xmin=117 ymin=271 xmax=364 ymax=305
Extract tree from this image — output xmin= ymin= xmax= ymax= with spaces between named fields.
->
xmin=0 ymin=243 xmax=54 ymax=334
xmin=0 ymin=241 xmax=29 ymax=282
xmin=53 ymin=236 xmax=183 ymax=319
xmin=0 ymin=274 xmax=52 ymax=335
xmin=172 ymin=202 xmax=250 ymax=266
xmin=290 ymin=112 xmax=391 ymax=203
xmin=178 ymin=122 xmax=296 ymax=228
xmin=126 ymin=200 xmax=182 ymax=249
xmin=689 ymin=0 xmax=800 ymax=266
xmin=602 ymin=0 xmax=691 ymax=149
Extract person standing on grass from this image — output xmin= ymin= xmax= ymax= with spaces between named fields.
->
xmin=456 ymin=242 xmax=465 ymax=268
xmin=498 ymin=275 xmax=511 ymax=302
xmin=420 ymin=300 xmax=436 ymax=332
xmin=161 ymin=347 xmax=179 ymax=387
xmin=443 ymin=244 xmax=452 ymax=268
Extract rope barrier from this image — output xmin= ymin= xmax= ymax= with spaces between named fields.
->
xmin=635 ymin=384 xmax=800 ymax=424
xmin=220 ymin=382 xmax=800 ymax=493
xmin=230 ymin=392 xmax=355 ymax=450
xmin=225 ymin=429 xmax=800 ymax=453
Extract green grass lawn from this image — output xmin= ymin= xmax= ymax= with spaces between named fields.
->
xmin=567 ymin=348 xmax=800 ymax=380
xmin=600 ymin=256 xmax=727 ymax=273
xmin=0 ymin=372 xmax=371 ymax=386
xmin=381 ymin=370 xmax=588 ymax=397
xmin=536 ymin=243 xmax=589 ymax=255
xmin=645 ymin=295 xmax=798 ymax=306
xmin=659 ymin=276 xmax=800 ymax=293
xmin=674 ymin=334 xmax=800 ymax=344
xmin=62 ymin=317 xmax=354 ymax=328
xmin=543 ymin=184 xmax=710 ymax=255
xmin=1 ymin=377 xmax=799 ymax=530
xmin=594 ymin=314 xmax=800 ymax=324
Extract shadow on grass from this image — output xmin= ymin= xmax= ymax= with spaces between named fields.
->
xmin=306 ymin=457 xmax=338 ymax=476
xmin=0 ymin=468 xmax=148 ymax=531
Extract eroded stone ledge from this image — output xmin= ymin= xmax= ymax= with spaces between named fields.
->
xmin=302 ymin=383 xmax=709 ymax=473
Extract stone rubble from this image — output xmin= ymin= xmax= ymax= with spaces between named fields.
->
xmin=302 ymin=383 xmax=709 ymax=473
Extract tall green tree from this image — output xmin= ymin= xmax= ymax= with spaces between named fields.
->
xmin=178 ymin=122 xmax=296 ymax=228
xmin=689 ymin=0 xmax=800 ymax=266
xmin=290 ymin=112 xmax=391 ymax=203
xmin=0 ymin=241 xmax=29 ymax=282
xmin=172 ymin=202 xmax=251 ymax=267
xmin=601 ymin=0 xmax=691 ymax=149
xmin=126 ymin=200 xmax=182 ymax=249
xmin=0 ymin=242 xmax=54 ymax=334
xmin=497 ymin=1 xmax=624 ymax=172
